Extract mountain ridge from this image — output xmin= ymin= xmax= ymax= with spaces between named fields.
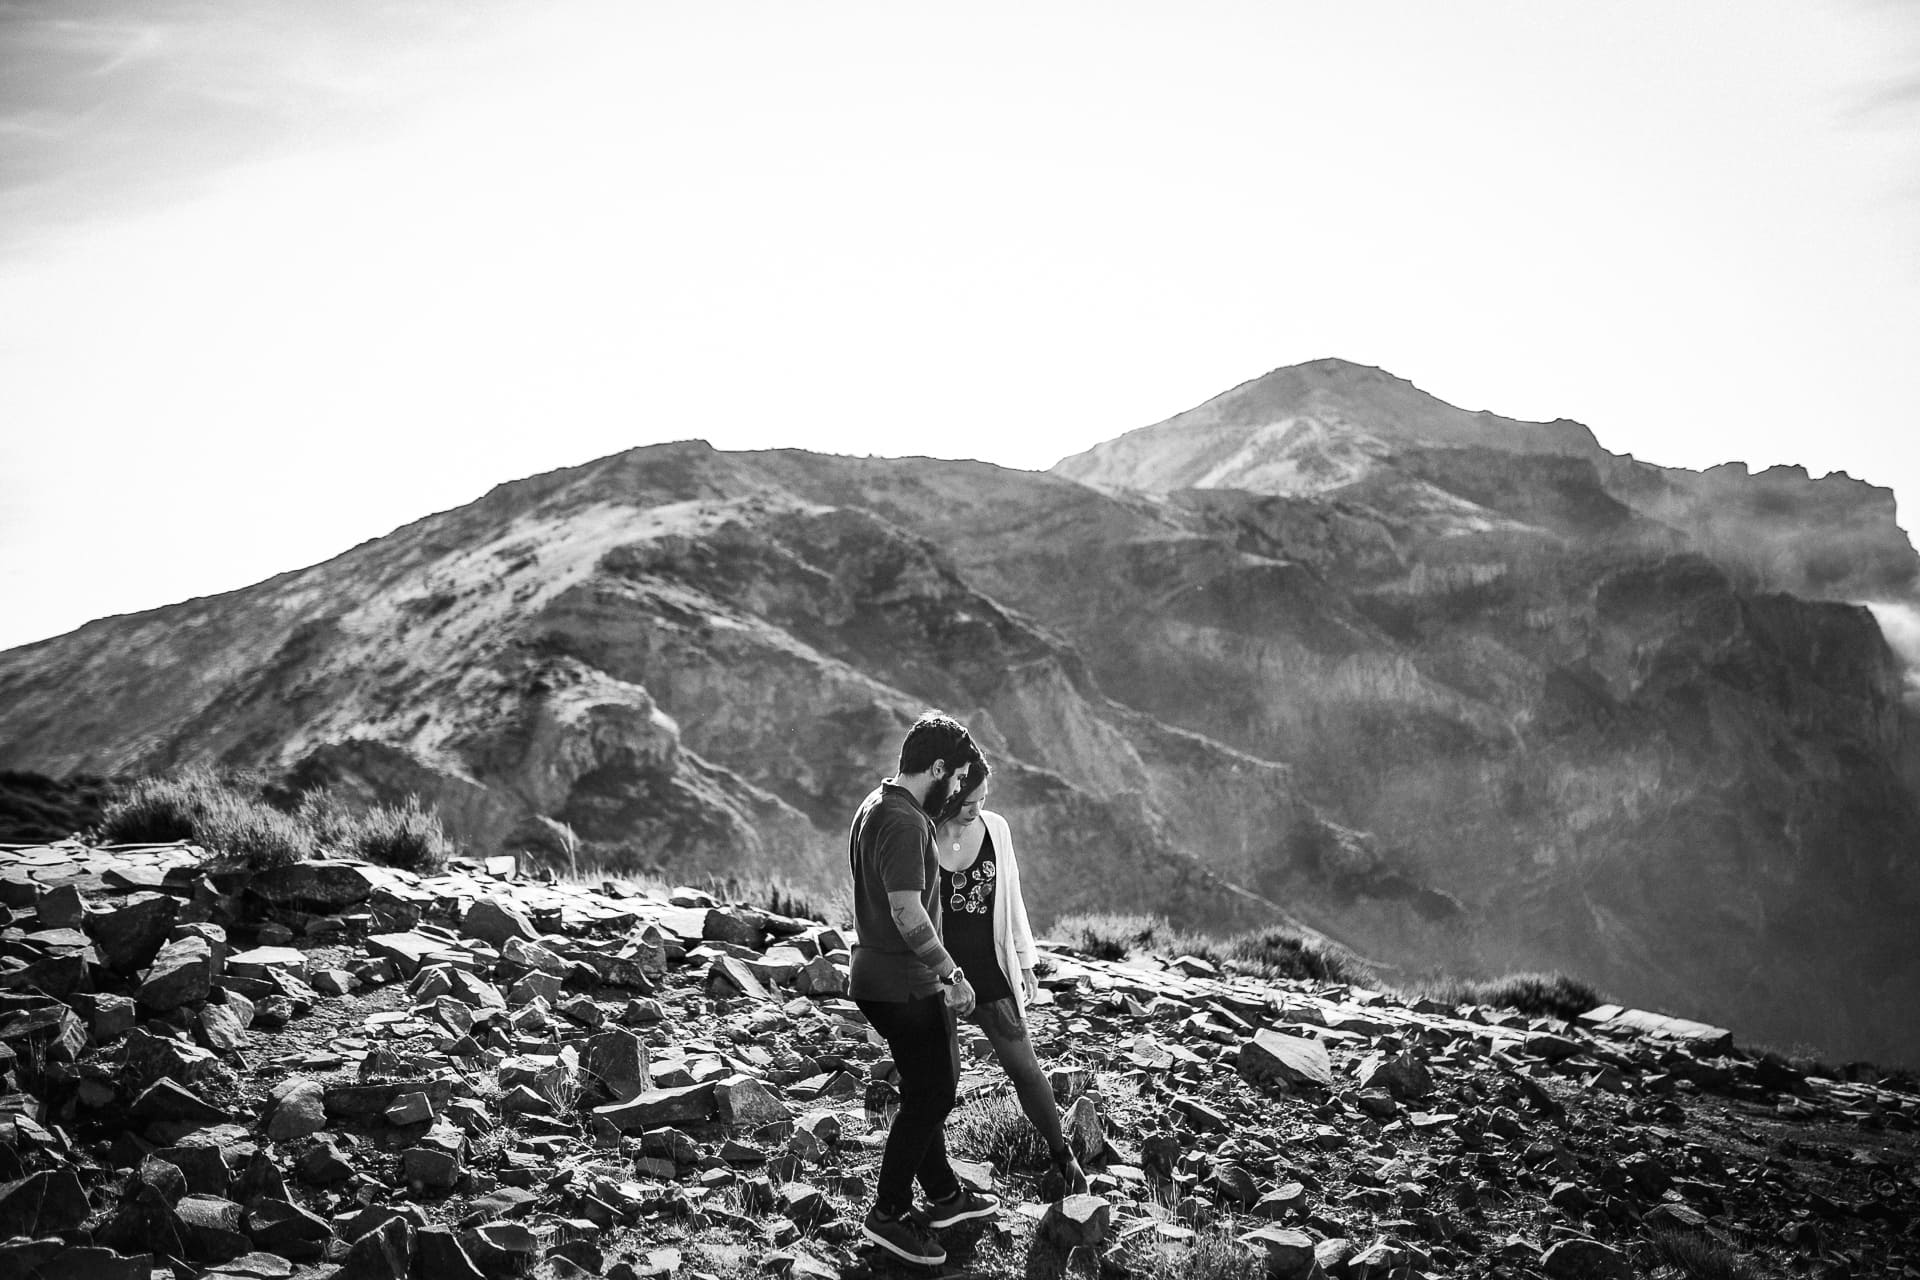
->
xmin=3 ymin=360 xmax=1917 ymax=1063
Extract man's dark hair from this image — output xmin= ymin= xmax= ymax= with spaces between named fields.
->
xmin=897 ymin=710 xmax=981 ymax=778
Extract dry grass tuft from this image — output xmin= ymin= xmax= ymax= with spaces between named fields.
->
xmin=1401 ymin=970 xmax=1604 ymax=1021
xmin=99 ymin=767 xmax=313 ymax=868
xmin=1053 ymin=913 xmax=1369 ymax=986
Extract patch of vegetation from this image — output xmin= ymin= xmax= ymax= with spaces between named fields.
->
xmin=950 ymin=1091 xmax=1050 ymax=1173
xmin=1400 ymin=970 xmax=1604 ymax=1021
xmin=0 ymin=769 xmax=117 ymax=843
xmin=1053 ymin=913 xmax=1370 ymax=986
xmin=1218 ymin=925 xmax=1370 ymax=985
xmin=1053 ymin=913 xmax=1204 ymax=962
xmin=1645 ymin=1226 xmax=1771 ymax=1280
xmin=348 ymin=795 xmax=452 ymax=872
xmin=1128 ymin=1226 xmax=1265 ymax=1280
xmin=295 ymin=789 xmax=452 ymax=872
xmin=97 ymin=767 xmax=314 ymax=868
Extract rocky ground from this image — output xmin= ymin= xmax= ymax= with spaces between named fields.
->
xmin=1 ymin=841 xmax=1916 ymax=1280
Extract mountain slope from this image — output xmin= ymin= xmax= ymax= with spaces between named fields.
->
xmin=3 ymin=362 xmax=1918 ymax=1061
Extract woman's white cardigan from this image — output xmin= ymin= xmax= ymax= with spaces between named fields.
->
xmin=974 ymin=809 xmax=1040 ymax=1017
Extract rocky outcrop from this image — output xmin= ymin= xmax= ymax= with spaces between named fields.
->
xmin=0 ymin=839 xmax=1913 ymax=1280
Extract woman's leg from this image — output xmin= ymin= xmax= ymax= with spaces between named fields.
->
xmin=973 ymin=997 xmax=1069 ymax=1153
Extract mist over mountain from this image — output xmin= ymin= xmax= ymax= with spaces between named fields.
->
xmin=3 ymin=358 xmax=1917 ymax=1063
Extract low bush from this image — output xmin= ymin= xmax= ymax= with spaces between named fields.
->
xmin=1402 ymin=970 xmax=1604 ymax=1021
xmin=1645 ymin=1225 xmax=1767 ymax=1279
xmin=1220 ymin=925 xmax=1370 ymax=986
xmin=98 ymin=768 xmax=312 ymax=868
xmin=1054 ymin=913 xmax=1370 ymax=987
xmin=1054 ymin=913 xmax=1215 ymax=962
xmin=293 ymin=789 xmax=451 ymax=872
xmin=346 ymin=795 xmax=451 ymax=873
xmin=950 ymin=1092 xmax=1049 ymax=1172
xmin=1140 ymin=1227 xmax=1265 ymax=1280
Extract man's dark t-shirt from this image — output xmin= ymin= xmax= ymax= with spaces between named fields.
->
xmin=848 ymin=781 xmax=942 ymax=1002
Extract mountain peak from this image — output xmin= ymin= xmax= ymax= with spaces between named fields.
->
xmin=1052 ymin=358 xmax=1604 ymax=495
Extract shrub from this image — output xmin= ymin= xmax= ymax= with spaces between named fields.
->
xmin=1403 ymin=970 xmax=1604 ymax=1021
xmin=98 ymin=768 xmax=313 ymax=868
xmin=297 ymin=788 xmax=456 ymax=872
xmin=97 ymin=769 xmax=225 ymax=844
xmin=348 ymin=795 xmax=451 ymax=873
xmin=950 ymin=1092 xmax=1049 ymax=1172
xmin=293 ymin=789 xmax=363 ymax=853
xmin=1220 ymin=925 xmax=1370 ymax=986
xmin=1644 ymin=1226 xmax=1766 ymax=1280
xmin=1138 ymin=1227 xmax=1265 ymax=1280
xmin=1054 ymin=913 xmax=1213 ymax=962
xmin=1053 ymin=913 xmax=1370 ymax=987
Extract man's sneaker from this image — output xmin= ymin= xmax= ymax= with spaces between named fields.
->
xmin=862 ymin=1206 xmax=946 ymax=1267
xmin=925 ymin=1186 xmax=1000 ymax=1228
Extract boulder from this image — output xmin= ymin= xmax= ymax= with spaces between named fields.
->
xmin=139 ymin=936 xmax=215 ymax=1011
xmin=1237 ymin=1226 xmax=1316 ymax=1280
xmin=341 ymin=1215 xmax=413 ymax=1280
xmin=122 ymin=1027 xmax=221 ymax=1085
xmin=225 ymin=946 xmax=308 ymax=981
xmin=1356 ymin=1050 xmax=1435 ymax=1101
xmin=1037 ymin=1194 xmax=1110 ymax=1249
xmin=1237 ymin=1030 xmax=1334 ymax=1089
xmin=1542 ymin=1237 xmax=1634 ymax=1279
xmin=416 ymin=1225 xmax=488 ymax=1280
xmin=171 ymin=1194 xmax=250 ymax=1263
xmin=716 ymin=1074 xmax=792 ymax=1131
xmin=247 ymin=861 xmax=380 ymax=912
xmin=366 ymin=931 xmax=448 ymax=978
xmin=583 ymin=1027 xmax=652 ymax=1103
xmin=595 ymin=1081 xmax=719 ymax=1131
xmin=85 ymin=891 xmax=180 ymax=973
xmin=462 ymin=897 xmax=539 ymax=949
xmin=0 ymin=1167 xmax=90 ymax=1237
xmin=130 ymin=1078 xmax=226 ymax=1124
xmin=266 ymin=1078 xmax=327 ymax=1141
xmin=244 ymin=1199 xmax=333 ymax=1260
xmin=403 ymin=1121 xmax=466 ymax=1191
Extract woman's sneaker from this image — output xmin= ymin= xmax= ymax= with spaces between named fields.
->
xmin=862 ymin=1206 xmax=946 ymax=1266
xmin=925 ymin=1186 xmax=1000 ymax=1228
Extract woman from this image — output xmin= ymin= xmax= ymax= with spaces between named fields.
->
xmin=934 ymin=761 xmax=1090 ymax=1197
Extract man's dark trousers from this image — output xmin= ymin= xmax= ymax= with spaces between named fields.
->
xmin=857 ymin=992 xmax=963 ymax=1215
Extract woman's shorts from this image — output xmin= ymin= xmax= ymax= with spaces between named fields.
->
xmin=966 ymin=996 xmax=1028 ymax=1042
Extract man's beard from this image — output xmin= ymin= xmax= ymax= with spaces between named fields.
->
xmin=923 ymin=774 xmax=955 ymax=817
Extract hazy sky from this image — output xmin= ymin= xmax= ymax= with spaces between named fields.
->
xmin=2 ymin=0 xmax=1917 ymax=653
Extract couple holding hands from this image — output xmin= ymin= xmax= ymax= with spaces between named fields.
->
xmin=847 ymin=710 xmax=1089 ymax=1267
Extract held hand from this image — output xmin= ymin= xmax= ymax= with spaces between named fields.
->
xmin=1021 ymin=967 xmax=1039 ymax=1003
xmin=946 ymin=973 xmax=976 ymax=1017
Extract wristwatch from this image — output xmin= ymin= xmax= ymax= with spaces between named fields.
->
xmin=939 ymin=967 xmax=965 ymax=987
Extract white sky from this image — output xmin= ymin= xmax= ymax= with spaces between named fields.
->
xmin=2 ymin=0 xmax=1917 ymax=653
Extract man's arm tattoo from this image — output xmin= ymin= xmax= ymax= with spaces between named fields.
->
xmin=898 ymin=915 xmax=954 ymax=974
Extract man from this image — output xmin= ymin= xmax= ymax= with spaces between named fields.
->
xmin=850 ymin=710 xmax=1001 ymax=1266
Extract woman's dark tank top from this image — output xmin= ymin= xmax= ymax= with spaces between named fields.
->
xmin=939 ymin=827 xmax=1014 ymax=1004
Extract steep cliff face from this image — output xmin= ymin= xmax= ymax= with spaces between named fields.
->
xmin=1043 ymin=360 xmax=1920 ymax=1062
xmin=3 ymin=361 xmax=1917 ymax=1061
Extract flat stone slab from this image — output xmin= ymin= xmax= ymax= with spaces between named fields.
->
xmin=367 ymin=932 xmax=452 ymax=978
xmin=225 ymin=947 xmax=309 ymax=980
xmin=1589 ymin=1007 xmax=1733 ymax=1053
